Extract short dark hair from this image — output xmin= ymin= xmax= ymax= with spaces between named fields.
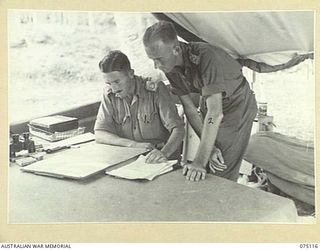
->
xmin=143 ymin=21 xmax=178 ymax=46
xmin=99 ymin=50 xmax=131 ymax=73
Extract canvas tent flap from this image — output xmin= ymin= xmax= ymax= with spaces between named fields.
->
xmin=237 ymin=53 xmax=313 ymax=73
xmin=267 ymin=173 xmax=315 ymax=206
xmin=243 ymin=132 xmax=315 ymax=205
xmin=159 ymin=12 xmax=314 ymax=65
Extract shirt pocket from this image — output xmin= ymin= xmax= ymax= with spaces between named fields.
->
xmin=137 ymin=111 xmax=160 ymax=140
xmin=112 ymin=112 xmax=129 ymax=136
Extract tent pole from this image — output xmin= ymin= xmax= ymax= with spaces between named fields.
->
xmin=251 ymin=70 xmax=256 ymax=89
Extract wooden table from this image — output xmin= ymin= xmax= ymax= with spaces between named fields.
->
xmin=9 ymin=156 xmax=298 ymax=223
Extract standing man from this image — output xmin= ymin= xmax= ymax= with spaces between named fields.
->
xmin=143 ymin=21 xmax=257 ymax=181
xmin=94 ymin=50 xmax=185 ymax=163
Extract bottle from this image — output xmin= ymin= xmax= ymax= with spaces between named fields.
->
xmin=22 ymin=132 xmax=30 ymax=150
xmin=23 ymin=132 xmax=36 ymax=153
xmin=257 ymin=82 xmax=268 ymax=117
xmin=12 ymin=134 xmax=22 ymax=153
xmin=10 ymin=141 xmax=16 ymax=158
xmin=28 ymin=140 xmax=36 ymax=153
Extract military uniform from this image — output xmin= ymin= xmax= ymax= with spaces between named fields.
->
xmin=94 ymin=76 xmax=184 ymax=159
xmin=166 ymin=42 xmax=258 ymax=181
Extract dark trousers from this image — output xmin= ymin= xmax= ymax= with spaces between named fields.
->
xmin=210 ymin=83 xmax=258 ymax=181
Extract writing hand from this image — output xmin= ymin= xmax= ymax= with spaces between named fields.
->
xmin=145 ymin=149 xmax=168 ymax=163
xmin=209 ymin=147 xmax=227 ymax=173
xmin=182 ymin=162 xmax=206 ymax=181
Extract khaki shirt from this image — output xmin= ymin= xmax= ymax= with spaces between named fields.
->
xmin=94 ymin=76 xmax=184 ymax=145
xmin=166 ymin=42 xmax=255 ymax=128
xmin=166 ymin=42 xmax=257 ymax=180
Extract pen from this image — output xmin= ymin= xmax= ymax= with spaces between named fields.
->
xmin=44 ymin=145 xmax=71 ymax=153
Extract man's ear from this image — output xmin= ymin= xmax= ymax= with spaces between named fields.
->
xmin=173 ymin=45 xmax=181 ymax=56
xmin=128 ymin=69 xmax=134 ymax=78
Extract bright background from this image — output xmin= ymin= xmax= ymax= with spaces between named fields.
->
xmin=8 ymin=11 xmax=315 ymax=141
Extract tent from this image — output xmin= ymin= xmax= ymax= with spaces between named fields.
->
xmin=153 ymin=12 xmax=315 ymax=205
xmin=154 ymin=12 xmax=314 ymax=66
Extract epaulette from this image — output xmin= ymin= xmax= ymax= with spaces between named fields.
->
xmin=189 ymin=53 xmax=200 ymax=65
xmin=144 ymin=77 xmax=159 ymax=92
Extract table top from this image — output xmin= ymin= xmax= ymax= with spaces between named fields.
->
xmin=9 ymin=158 xmax=298 ymax=223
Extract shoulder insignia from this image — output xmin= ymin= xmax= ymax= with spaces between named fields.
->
xmin=145 ymin=77 xmax=159 ymax=92
xmin=189 ymin=53 xmax=200 ymax=65
xmin=184 ymin=43 xmax=200 ymax=65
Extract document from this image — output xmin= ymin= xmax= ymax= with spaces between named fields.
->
xmin=21 ymin=142 xmax=148 ymax=179
xmin=106 ymin=155 xmax=177 ymax=181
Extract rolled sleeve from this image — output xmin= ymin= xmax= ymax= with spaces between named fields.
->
xmin=200 ymin=51 xmax=228 ymax=97
xmin=94 ymin=88 xmax=117 ymax=134
xmin=201 ymin=82 xmax=226 ymax=96
xmin=157 ymin=82 xmax=185 ymax=132
xmin=166 ymin=73 xmax=190 ymax=96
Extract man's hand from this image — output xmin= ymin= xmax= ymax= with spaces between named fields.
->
xmin=209 ymin=147 xmax=227 ymax=173
xmin=182 ymin=162 xmax=207 ymax=181
xmin=145 ymin=149 xmax=168 ymax=163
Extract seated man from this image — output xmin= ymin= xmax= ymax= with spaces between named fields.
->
xmin=94 ymin=50 xmax=185 ymax=163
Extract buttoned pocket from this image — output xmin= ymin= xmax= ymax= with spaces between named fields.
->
xmin=138 ymin=111 xmax=161 ymax=140
xmin=113 ymin=112 xmax=131 ymax=137
xmin=113 ymin=113 xmax=126 ymax=126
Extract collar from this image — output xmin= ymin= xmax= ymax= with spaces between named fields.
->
xmin=133 ymin=75 xmax=144 ymax=98
xmin=171 ymin=42 xmax=200 ymax=74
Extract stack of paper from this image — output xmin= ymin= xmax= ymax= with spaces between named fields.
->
xmin=106 ymin=155 xmax=177 ymax=181
xmin=29 ymin=115 xmax=79 ymax=132
xmin=42 ymin=132 xmax=95 ymax=152
xmin=28 ymin=115 xmax=84 ymax=142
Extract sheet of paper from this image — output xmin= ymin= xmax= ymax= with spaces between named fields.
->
xmin=37 ymin=132 xmax=95 ymax=149
xmin=106 ymin=155 xmax=177 ymax=181
xmin=22 ymin=142 xmax=148 ymax=179
xmin=48 ymin=132 xmax=95 ymax=147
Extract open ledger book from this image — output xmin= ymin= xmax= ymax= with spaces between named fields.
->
xmin=106 ymin=155 xmax=177 ymax=181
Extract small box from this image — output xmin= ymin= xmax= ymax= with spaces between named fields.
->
xmin=30 ymin=152 xmax=46 ymax=161
xmin=16 ymin=157 xmax=37 ymax=167
xmin=28 ymin=126 xmax=85 ymax=142
xmin=239 ymin=160 xmax=253 ymax=176
xmin=29 ymin=115 xmax=79 ymax=133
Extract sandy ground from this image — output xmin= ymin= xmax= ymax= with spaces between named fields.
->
xmin=8 ymin=13 xmax=314 ymax=142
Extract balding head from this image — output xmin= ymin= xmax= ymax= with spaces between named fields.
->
xmin=143 ymin=21 xmax=183 ymax=73
xmin=143 ymin=21 xmax=178 ymax=47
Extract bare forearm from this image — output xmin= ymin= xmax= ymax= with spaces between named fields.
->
xmin=184 ymin=109 xmax=203 ymax=138
xmin=193 ymin=113 xmax=223 ymax=167
xmin=161 ymin=126 xmax=185 ymax=158
xmin=95 ymin=130 xmax=140 ymax=147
